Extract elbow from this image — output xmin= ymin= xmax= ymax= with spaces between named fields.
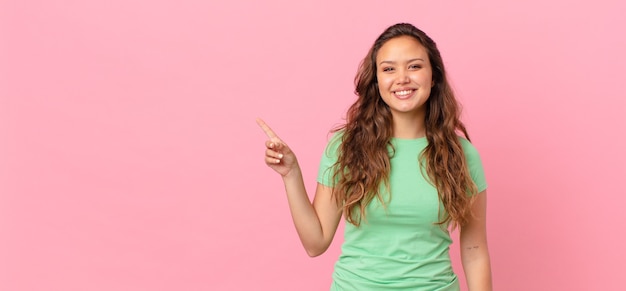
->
xmin=461 ymin=248 xmax=491 ymax=268
xmin=304 ymin=244 xmax=329 ymax=257
xmin=306 ymin=249 xmax=323 ymax=257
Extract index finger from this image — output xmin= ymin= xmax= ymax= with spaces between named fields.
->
xmin=256 ymin=118 xmax=280 ymax=139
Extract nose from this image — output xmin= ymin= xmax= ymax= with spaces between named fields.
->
xmin=396 ymin=69 xmax=410 ymax=84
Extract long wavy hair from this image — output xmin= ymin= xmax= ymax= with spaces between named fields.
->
xmin=331 ymin=23 xmax=478 ymax=228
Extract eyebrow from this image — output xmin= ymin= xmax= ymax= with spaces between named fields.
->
xmin=379 ymin=58 xmax=425 ymax=65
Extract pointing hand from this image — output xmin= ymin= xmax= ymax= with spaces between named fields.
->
xmin=256 ymin=118 xmax=299 ymax=177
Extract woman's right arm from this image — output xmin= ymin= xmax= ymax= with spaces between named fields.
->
xmin=257 ymin=118 xmax=342 ymax=257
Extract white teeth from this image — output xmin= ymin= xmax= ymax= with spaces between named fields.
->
xmin=395 ymin=90 xmax=413 ymax=96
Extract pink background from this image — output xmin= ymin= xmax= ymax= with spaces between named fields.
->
xmin=2 ymin=0 xmax=625 ymax=290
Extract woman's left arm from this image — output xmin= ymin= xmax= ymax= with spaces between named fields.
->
xmin=460 ymin=190 xmax=492 ymax=291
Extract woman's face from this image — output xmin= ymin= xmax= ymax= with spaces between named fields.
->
xmin=375 ymin=36 xmax=434 ymax=119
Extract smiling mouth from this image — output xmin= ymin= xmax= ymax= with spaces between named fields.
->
xmin=394 ymin=89 xmax=415 ymax=97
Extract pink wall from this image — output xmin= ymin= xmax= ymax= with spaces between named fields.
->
xmin=2 ymin=0 xmax=625 ymax=290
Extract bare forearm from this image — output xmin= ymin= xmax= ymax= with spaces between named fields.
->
xmin=460 ymin=191 xmax=491 ymax=290
xmin=281 ymin=167 xmax=327 ymax=256
xmin=462 ymin=248 xmax=492 ymax=291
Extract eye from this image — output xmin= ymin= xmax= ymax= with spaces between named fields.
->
xmin=409 ymin=64 xmax=422 ymax=70
xmin=382 ymin=67 xmax=395 ymax=72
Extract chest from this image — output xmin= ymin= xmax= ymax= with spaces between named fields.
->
xmin=363 ymin=147 xmax=445 ymax=227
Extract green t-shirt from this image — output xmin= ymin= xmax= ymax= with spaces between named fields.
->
xmin=317 ymin=133 xmax=487 ymax=291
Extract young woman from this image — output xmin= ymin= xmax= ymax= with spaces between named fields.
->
xmin=257 ymin=23 xmax=492 ymax=291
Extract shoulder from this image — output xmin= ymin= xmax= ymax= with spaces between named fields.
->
xmin=457 ymin=136 xmax=488 ymax=192
xmin=323 ymin=130 xmax=344 ymax=154
xmin=317 ymin=131 xmax=344 ymax=185
xmin=458 ymin=136 xmax=481 ymax=159
xmin=457 ymin=137 xmax=485 ymax=173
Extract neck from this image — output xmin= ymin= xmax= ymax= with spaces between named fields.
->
xmin=391 ymin=112 xmax=426 ymax=139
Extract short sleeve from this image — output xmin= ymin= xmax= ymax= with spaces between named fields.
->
xmin=316 ymin=132 xmax=342 ymax=187
xmin=460 ymin=138 xmax=488 ymax=193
